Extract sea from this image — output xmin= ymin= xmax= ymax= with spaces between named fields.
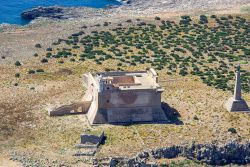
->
xmin=0 ymin=0 xmax=121 ymax=25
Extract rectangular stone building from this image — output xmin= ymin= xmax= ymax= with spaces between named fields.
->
xmin=83 ymin=68 xmax=167 ymax=124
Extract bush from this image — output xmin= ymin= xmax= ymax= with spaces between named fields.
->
xmin=58 ymin=60 xmax=64 ymax=64
xmin=36 ymin=69 xmax=44 ymax=73
xmin=33 ymin=53 xmax=38 ymax=57
xmin=228 ymin=128 xmax=237 ymax=134
xmin=35 ymin=43 xmax=42 ymax=48
xmin=193 ymin=115 xmax=199 ymax=120
xmin=41 ymin=58 xmax=48 ymax=63
xmin=79 ymin=58 xmax=85 ymax=61
xmin=46 ymin=47 xmax=53 ymax=51
xmin=15 ymin=61 xmax=22 ymax=66
xmin=46 ymin=52 xmax=52 ymax=57
xmin=210 ymin=15 xmax=217 ymax=19
xmin=70 ymin=58 xmax=76 ymax=62
xmin=28 ymin=69 xmax=36 ymax=74
xmin=155 ymin=16 xmax=161 ymax=20
xmin=15 ymin=73 xmax=20 ymax=78
xmin=103 ymin=22 xmax=109 ymax=26
xmin=199 ymin=15 xmax=208 ymax=24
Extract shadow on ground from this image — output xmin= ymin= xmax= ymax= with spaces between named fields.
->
xmin=161 ymin=102 xmax=183 ymax=125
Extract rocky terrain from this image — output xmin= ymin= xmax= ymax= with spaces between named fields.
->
xmin=109 ymin=141 xmax=250 ymax=166
xmin=18 ymin=0 xmax=250 ymax=22
xmin=0 ymin=0 xmax=250 ymax=166
xmin=21 ymin=6 xmax=107 ymax=20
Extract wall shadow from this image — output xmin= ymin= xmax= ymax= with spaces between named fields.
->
xmin=161 ymin=102 xmax=183 ymax=125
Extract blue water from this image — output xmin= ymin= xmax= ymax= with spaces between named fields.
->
xmin=0 ymin=0 xmax=121 ymax=25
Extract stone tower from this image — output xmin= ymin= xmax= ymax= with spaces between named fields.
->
xmin=225 ymin=65 xmax=249 ymax=112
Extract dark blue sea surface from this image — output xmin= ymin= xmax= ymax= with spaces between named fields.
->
xmin=0 ymin=0 xmax=121 ymax=25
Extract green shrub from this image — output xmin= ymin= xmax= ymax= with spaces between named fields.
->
xmin=15 ymin=73 xmax=20 ymax=78
xmin=58 ymin=60 xmax=64 ymax=64
xmin=33 ymin=53 xmax=38 ymax=57
xmin=193 ymin=115 xmax=199 ymax=120
xmin=228 ymin=128 xmax=237 ymax=134
xmin=35 ymin=43 xmax=42 ymax=48
xmin=36 ymin=69 xmax=44 ymax=73
xmin=199 ymin=15 xmax=208 ymax=24
xmin=70 ymin=58 xmax=76 ymax=62
xmin=117 ymin=62 xmax=122 ymax=66
xmin=103 ymin=22 xmax=109 ymax=26
xmin=41 ymin=58 xmax=48 ymax=63
xmin=46 ymin=48 xmax=52 ymax=51
xmin=155 ymin=16 xmax=161 ymax=20
xmin=210 ymin=15 xmax=217 ymax=19
xmin=28 ymin=69 xmax=35 ymax=74
xmin=15 ymin=61 xmax=22 ymax=66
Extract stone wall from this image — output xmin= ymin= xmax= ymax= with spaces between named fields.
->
xmin=108 ymin=141 xmax=250 ymax=166
xmin=99 ymin=90 xmax=161 ymax=108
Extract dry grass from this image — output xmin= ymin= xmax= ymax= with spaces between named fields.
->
xmin=0 ymin=10 xmax=249 ymax=166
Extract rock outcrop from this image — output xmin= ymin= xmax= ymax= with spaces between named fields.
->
xmin=21 ymin=6 xmax=64 ymax=19
xmin=107 ymin=141 xmax=250 ymax=166
xmin=21 ymin=6 xmax=106 ymax=20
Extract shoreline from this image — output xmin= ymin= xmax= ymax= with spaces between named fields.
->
xmin=0 ymin=0 xmax=128 ymax=27
xmin=0 ymin=0 xmax=249 ymax=29
xmin=0 ymin=2 xmax=249 ymax=64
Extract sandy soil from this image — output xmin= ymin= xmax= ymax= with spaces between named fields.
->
xmin=0 ymin=156 xmax=22 ymax=167
xmin=0 ymin=0 xmax=250 ymax=166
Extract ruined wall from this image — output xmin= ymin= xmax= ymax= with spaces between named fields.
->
xmin=85 ymin=74 xmax=100 ymax=124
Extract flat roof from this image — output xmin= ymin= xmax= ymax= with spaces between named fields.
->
xmin=94 ymin=70 xmax=162 ymax=91
xmin=113 ymin=76 xmax=135 ymax=85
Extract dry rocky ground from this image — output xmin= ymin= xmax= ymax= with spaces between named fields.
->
xmin=0 ymin=0 xmax=250 ymax=166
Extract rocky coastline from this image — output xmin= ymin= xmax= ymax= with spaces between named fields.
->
xmin=11 ymin=0 xmax=250 ymax=27
xmin=106 ymin=141 xmax=250 ymax=166
xmin=20 ymin=6 xmax=107 ymax=20
xmin=20 ymin=0 xmax=132 ymax=22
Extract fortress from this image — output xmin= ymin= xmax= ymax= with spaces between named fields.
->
xmin=48 ymin=66 xmax=249 ymax=125
xmin=49 ymin=68 xmax=167 ymax=124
